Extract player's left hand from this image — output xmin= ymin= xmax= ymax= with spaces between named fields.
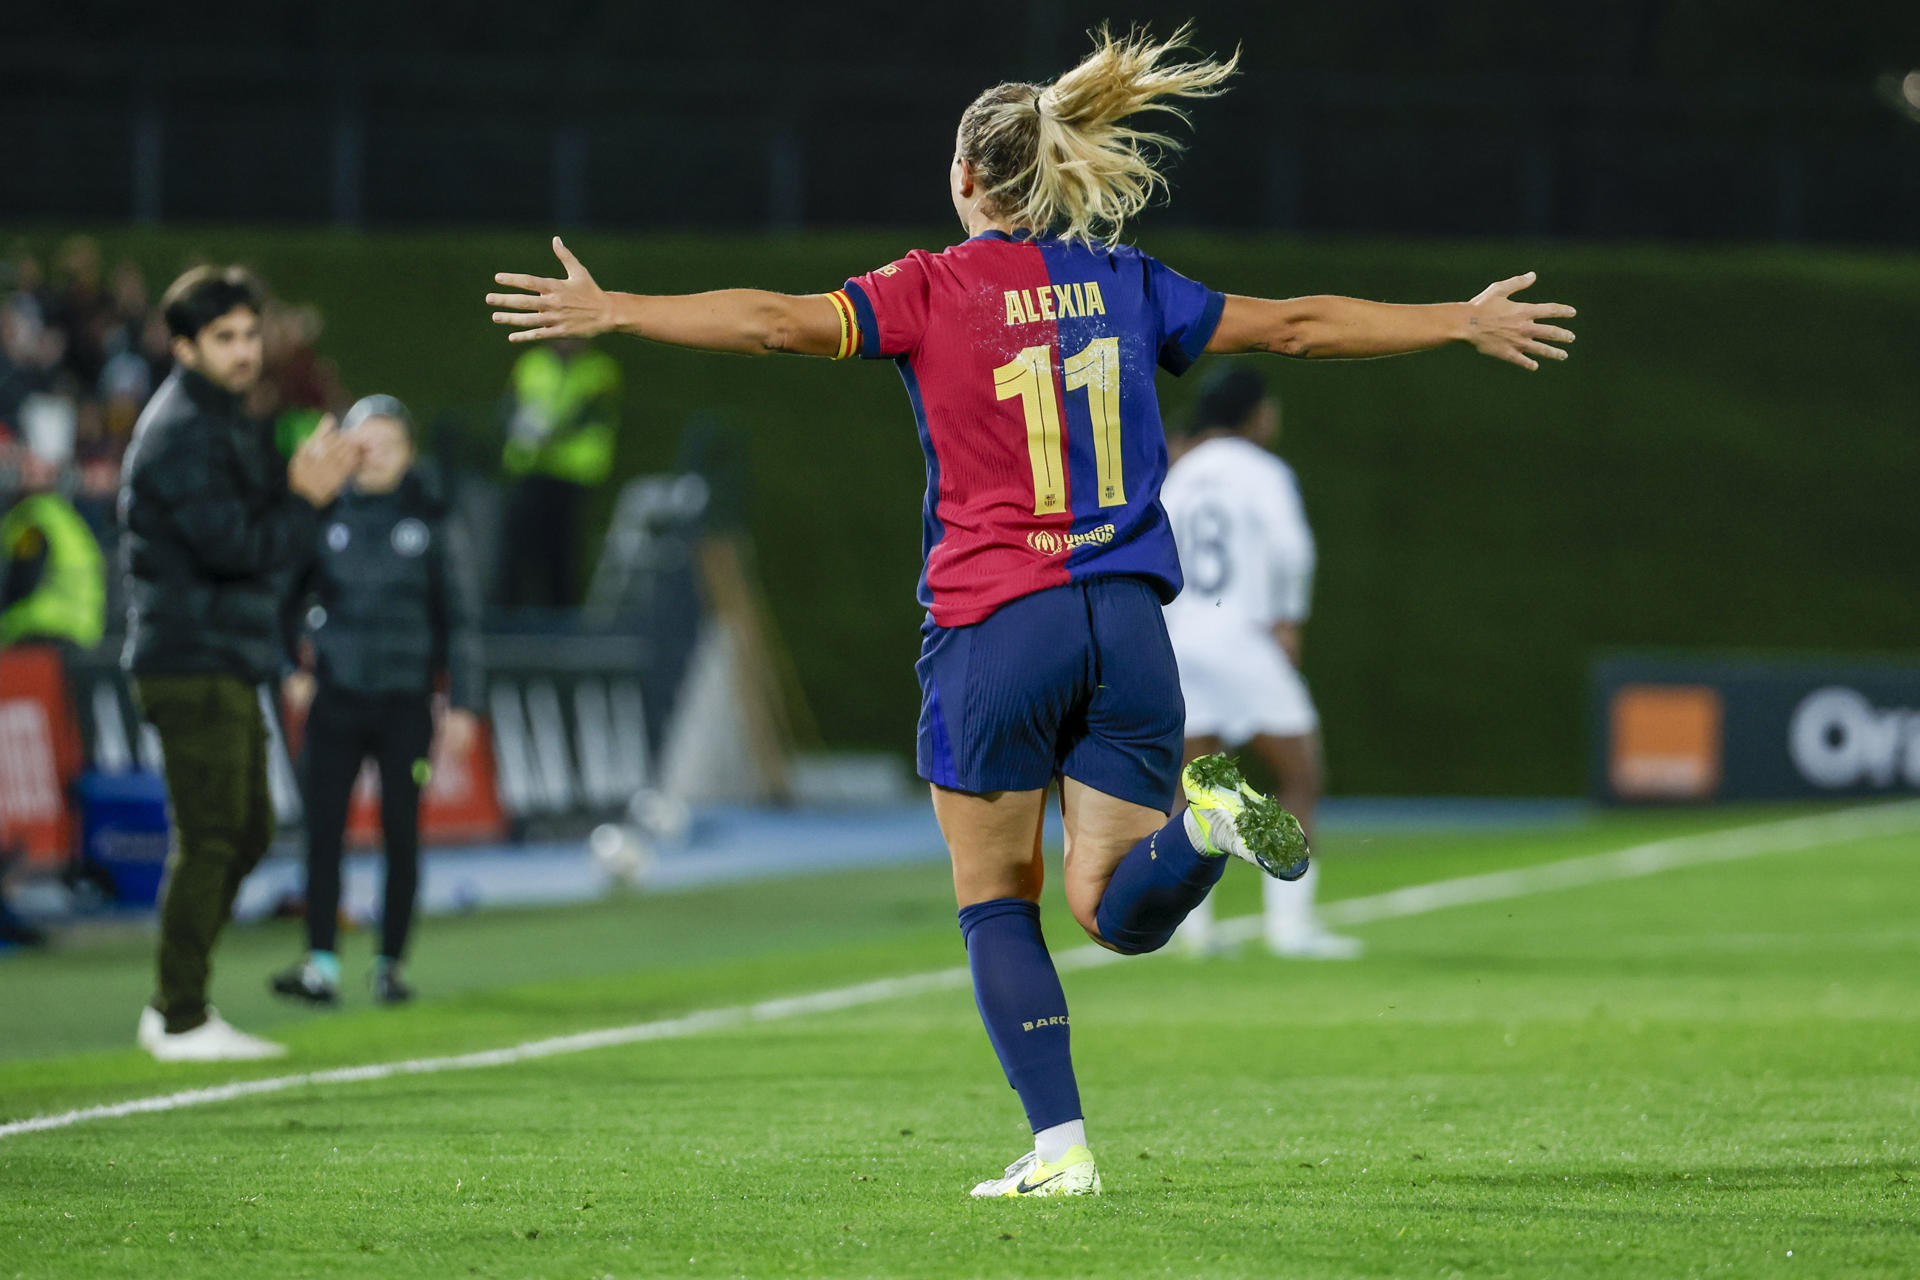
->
xmin=1463 ymin=272 xmax=1577 ymax=371
xmin=488 ymin=238 xmax=613 ymax=342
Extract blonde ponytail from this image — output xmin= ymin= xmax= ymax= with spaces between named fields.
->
xmin=958 ymin=24 xmax=1238 ymax=247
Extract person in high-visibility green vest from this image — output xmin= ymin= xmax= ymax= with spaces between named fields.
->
xmin=499 ymin=340 xmax=620 ymax=608
xmin=0 ymin=460 xmax=106 ymax=651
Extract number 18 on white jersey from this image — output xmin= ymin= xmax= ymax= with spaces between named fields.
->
xmin=1162 ymin=435 xmax=1319 ymax=742
xmin=1163 ymin=436 xmax=1315 ymax=634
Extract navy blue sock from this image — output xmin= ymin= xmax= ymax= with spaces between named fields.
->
xmin=957 ymin=898 xmax=1082 ymax=1133
xmin=1093 ymin=813 xmax=1226 ymax=954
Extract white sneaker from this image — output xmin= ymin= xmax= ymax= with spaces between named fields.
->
xmin=136 ymin=1005 xmax=165 ymax=1052
xmin=144 ymin=1008 xmax=288 ymax=1062
xmin=968 ymin=1146 xmax=1102 ymax=1198
xmin=1269 ymin=927 xmax=1364 ymax=960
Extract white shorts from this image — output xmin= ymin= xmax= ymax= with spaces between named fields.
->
xmin=1169 ymin=623 xmax=1319 ymax=744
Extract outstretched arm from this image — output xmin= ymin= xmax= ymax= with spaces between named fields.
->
xmin=488 ymin=238 xmax=845 ymax=357
xmin=1206 ymin=272 xmax=1576 ymax=371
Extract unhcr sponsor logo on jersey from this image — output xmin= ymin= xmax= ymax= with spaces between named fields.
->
xmin=1026 ymin=524 xmax=1117 ymax=556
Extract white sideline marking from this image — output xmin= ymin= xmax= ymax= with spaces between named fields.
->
xmin=4 ymin=801 xmax=1916 ymax=1140
xmin=1210 ymin=799 xmax=1920 ymax=945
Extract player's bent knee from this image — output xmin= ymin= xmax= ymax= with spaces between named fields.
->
xmin=1085 ymin=912 xmax=1171 ymax=956
xmin=1085 ymin=925 xmax=1151 ymax=955
xmin=1091 ymin=929 xmax=1165 ymax=956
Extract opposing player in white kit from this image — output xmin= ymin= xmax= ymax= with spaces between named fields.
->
xmin=1163 ymin=367 xmax=1361 ymax=959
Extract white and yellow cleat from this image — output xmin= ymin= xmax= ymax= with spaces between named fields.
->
xmin=1182 ymin=754 xmax=1311 ymax=881
xmin=969 ymin=1146 xmax=1102 ymax=1198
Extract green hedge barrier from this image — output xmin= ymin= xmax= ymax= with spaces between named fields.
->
xmin=23 ymin=226 xmax=1916 ymax=793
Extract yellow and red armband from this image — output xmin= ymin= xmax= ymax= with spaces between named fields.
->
xmin=826 ymin=289 xmax=860 ymax=360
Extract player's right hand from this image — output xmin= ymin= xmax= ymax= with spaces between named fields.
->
xmin=488 ymin=237 xmax=614 ymax=343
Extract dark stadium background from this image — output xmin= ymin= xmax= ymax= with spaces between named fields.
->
xmin=11 ymin=2 xmax=1920 ymax=241
xmin=5 ymin=0 xmax=1916 ymax=793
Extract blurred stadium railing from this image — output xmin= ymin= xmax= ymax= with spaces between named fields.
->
xmin=6 ymin=13 xmax=1917 ymax=244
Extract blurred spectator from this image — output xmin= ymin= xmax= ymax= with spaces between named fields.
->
xmin=1 ymin=256 xmax=65 ymax=432
xmin=47 ymin=236 xmax=111 ymax=394
xmin=250 ymin=301 xmax=348 ymax=455
xmin=97 ymin=260 xmax=157 ymax=450
xmin=498 ymin=340 xmax=619 ymax=608
xmin=98 ymin=348 xmax=154 ymax=454
xmin=3 ymin=242 xmax=48 ymax=320
xmin=0 ymin=451 xmax=106 ymax=652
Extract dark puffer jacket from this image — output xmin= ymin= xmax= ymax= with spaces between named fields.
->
xmin=285 ymin=471 xmax=484 ymax=710
xmin=119 ymin=368 xmax=319 ymax=682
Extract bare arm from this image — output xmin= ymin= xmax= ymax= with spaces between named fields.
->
xmin=1206 ymin=272 xmax=1576 ymax=371
xmin=488 ymin=238 xmax=845 ymax=357
xmin=1272 ymin=620 xmax=1303 ymax=669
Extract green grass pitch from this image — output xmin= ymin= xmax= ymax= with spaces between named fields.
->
xmin=2 ymin=805 xmax=1915 ymax=1278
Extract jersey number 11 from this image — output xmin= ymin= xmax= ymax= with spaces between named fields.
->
xmin=993 ymin=338 xmax=1125 ymax=516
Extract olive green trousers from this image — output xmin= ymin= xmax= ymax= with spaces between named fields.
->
xmin=135 ymin=674 xmax=273 ymax=1034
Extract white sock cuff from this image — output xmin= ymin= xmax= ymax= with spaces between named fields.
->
xmin=1034 ymin=1118 xmax=1087 ymax=1164
xmin=1181 ymin=807 xmax=1208 ymax=852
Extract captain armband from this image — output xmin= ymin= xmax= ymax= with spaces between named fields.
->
xmin=826 ymin=289 xmax=860 ymax=360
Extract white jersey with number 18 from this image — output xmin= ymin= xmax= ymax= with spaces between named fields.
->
xmin=1162 ymin=434 xmax=1319 ymax=742
xmin=1163 ymin=436 xmax=1315 ymax=633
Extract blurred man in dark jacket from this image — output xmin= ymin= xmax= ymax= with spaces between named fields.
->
xmin=273 ymin=394 xmax=483 ymax=1008
xmin=120 ymin=265 xmax=358 ymax=1061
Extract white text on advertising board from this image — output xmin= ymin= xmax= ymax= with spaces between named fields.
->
xmin=1790 ymin=687 xmax=1920 ymax=789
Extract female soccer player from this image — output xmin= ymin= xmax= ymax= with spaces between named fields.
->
xmin=486 ymin=25 xmax=1575 ymax=1198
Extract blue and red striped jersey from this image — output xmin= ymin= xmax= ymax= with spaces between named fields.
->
xmin=834 ymin=230 xmax=1223 ymax=627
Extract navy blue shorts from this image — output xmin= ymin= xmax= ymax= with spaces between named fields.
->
xmin=915 ymin=575 xmax=1185 ymax=813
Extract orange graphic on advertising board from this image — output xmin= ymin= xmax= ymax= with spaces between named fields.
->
xmin=1610 ymin=684 xmax=1723 ymax=800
